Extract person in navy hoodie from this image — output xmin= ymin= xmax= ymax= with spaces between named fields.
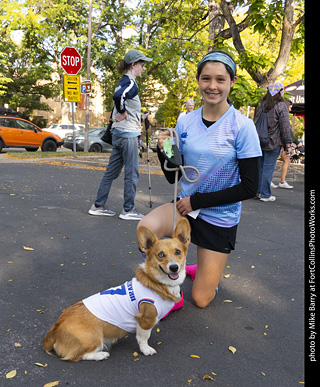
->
xmin=89 ymin=50 xmax=152 ymax=220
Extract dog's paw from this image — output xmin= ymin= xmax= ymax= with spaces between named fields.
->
xmin=140 ymin=345 xmax=157 ymax=356
xmin=83 ymin=351 xmax=110 ymax=361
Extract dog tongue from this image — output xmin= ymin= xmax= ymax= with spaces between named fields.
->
xmin=169 ymin=273 xmax=179 ymax=280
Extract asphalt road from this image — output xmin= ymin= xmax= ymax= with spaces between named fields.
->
xmin=1 ymin=161 xmax=304 ymax=386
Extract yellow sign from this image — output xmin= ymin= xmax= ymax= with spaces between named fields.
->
xmin=63 ymin=74 xmax=81 ymax=102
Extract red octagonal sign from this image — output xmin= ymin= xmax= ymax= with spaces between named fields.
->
xmin=60 ymin=47 xmax=82 ymax=75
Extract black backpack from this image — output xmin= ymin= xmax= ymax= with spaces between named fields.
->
xmin=255 ymin=108 xmax=269 ymax=148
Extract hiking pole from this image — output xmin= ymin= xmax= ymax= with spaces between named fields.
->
xmin=144 ymin=111 xmax=152 ymax=208
xmin=161 ymin=128 xmax=200 ymax=232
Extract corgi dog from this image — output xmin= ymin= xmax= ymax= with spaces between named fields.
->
xmin=43 ymin=218 xmax=190 ymax=361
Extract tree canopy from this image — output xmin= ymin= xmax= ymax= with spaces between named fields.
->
xmin=0 ymin=0 xmax=304 ymax=125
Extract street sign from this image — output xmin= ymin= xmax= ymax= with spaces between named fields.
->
xmin=60 ymin=47 xmax=82 ymax=75
xmin=81 ymin=80 xmax=92 ymax=94
xmin=63 ymin=74 xmax=81 ymax=102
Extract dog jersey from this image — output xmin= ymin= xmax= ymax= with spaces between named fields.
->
xmin=175 ymin=105 xmax=262 ymax=227
xmin=82 ymin=277 xmax=175 ymax=333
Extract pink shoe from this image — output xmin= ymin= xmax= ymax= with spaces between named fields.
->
xmin=186 ymin=264 xmax=197 ymax=281
xmin=161 ymin=291 xmax=184 ymax=320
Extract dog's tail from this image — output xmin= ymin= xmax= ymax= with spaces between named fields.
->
xmin=43 ymin=325 xmax=57 ymax=354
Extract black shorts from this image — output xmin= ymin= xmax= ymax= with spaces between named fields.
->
xmin=186 ymin=215 xmax=237 ymax=254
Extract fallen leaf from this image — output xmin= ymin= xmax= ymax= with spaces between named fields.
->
xmin=43 ymin=382 xmax=59 ymax=387
xmin=228 ymin=346 xmax=237 ymax=354
xmin=133 ymin=352 xmax=139 ymax=357
xmin=261 ymin=372 xmax=266 ymax=376
xmin=156 ymin=328 xmax=160 ymax=332
xmin=190 ymin=355 xmax=200 ymax=358
xmin=34 ymin=362 xmax=48 ymax=367
xmin=23 ymin=246 xmax=34 ymax=251
xmin=224 ymin=274 xmax=231 ymax=278
xmin=203 ymin=375 xmax=214 ymax=380
xmin=224 ymin=300 xmax=233 ymax=303
xmin=14 ymin=342 xmax=21 ymax=347
xmin=251 ymin=265 xmax=255 ymax=269
xmin=6 ymin=370 xmax=17 ymax=379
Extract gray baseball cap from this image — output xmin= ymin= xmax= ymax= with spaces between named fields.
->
xmin=123 ymin=50 xmax=152 ymax=64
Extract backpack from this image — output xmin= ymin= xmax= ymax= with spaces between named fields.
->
xmin=255 ymin=108 xmax=269 ymax=148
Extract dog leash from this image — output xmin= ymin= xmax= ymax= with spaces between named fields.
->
xmin=160 ymin=128 xmax=200 ymax=232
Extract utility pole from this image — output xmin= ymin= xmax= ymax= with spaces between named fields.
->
xmin=84 ymin=0 xmax=92 ymax=152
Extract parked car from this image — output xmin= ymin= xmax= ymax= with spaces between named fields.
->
xmin=63 ymin=127 xmax=112 ymax=152
xmin=0 ymin=108 xmax=63 ymax=152
xmin=43 ymin=123 xmax=85 ymax=139
xmin=149 ymin=129 xmax=168 ymax=152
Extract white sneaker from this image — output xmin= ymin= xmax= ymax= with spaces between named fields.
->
xmin=270 ymin=182 xmax=278 ymax=188
xmin=88 ymin=204 xmax=116 ymax=216
xmin=278 ymin=181 xmax=293 ymax=189
xmin=260 ymin=196 xmax=276 ymax=202
xmin=119 ymin=208 xmax=144 ymax=220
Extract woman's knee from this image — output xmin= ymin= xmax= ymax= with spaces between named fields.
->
xmin=136 ymin=203 xmax=175 ymax=238
xmin=192 ymin=287 xmax=217 ymax=309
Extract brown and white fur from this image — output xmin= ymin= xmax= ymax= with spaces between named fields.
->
xmin=43 ymin=218 xmax=190 ymax=361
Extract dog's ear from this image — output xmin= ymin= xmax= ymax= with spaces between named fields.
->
xmin=137 ymin=226 xmax=158 ymax=253
xmin=173 ymin=218 xmax=191 ymax=246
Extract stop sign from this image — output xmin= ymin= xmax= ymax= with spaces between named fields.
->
xmin=60 ymin=47 xmax=82 ymax=75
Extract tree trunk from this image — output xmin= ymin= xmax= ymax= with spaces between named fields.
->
xmin=208 ymin=1 xmax=225 ymax=51
xmin=220 ymin=0 xmax=301 ymax=88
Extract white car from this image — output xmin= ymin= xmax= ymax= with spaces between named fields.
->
xmin=43 ymin=123 xmax=85 ymax=139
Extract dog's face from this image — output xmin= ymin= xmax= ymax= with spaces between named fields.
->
xmin=137 ymin=219 xmax=191 ymax=286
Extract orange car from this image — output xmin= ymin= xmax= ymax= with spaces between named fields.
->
xmin=0 ymin=110 xmax=64 ymax=152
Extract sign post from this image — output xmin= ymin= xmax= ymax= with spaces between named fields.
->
xmin=60 ymin=47 xmax=82 ymax=158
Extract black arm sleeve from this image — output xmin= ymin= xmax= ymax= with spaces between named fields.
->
xmin=158 ymin=146 xmax=259 ymax=207
xmin=190 ymin=157 xmax=259 ymax=210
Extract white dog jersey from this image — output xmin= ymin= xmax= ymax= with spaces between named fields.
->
xmin=83 ymin=277 xmax=175 ymax=333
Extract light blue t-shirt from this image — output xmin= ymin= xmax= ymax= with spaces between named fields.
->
xmin=175 ymin=105 xmax=262 ymax=227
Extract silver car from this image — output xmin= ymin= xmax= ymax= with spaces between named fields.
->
xmin=63 ymin=127 xmax=113 ymax=152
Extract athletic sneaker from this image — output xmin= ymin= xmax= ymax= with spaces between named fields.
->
xmin=88 ymin=204 xmax=116 ymax=216
xmin=260 ymin=195 xmax=276 ymax=202
xmin=119 ymin=208 xmax=144 ymax=220
xmin=186 ymin=264 xmax=197 ymax=281
xmin=270 ymin=181 xmax=278 ymax=189
xmin=278 ymin=181 xmax=293 ymax=189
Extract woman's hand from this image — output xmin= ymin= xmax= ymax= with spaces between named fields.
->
xmin=157 ymin=130 xmax=171 ymax=149
xmin=176 ymin=197 xmax=192 ymax=216
xmin=115 ymin=111 xmax=128 ymax=122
